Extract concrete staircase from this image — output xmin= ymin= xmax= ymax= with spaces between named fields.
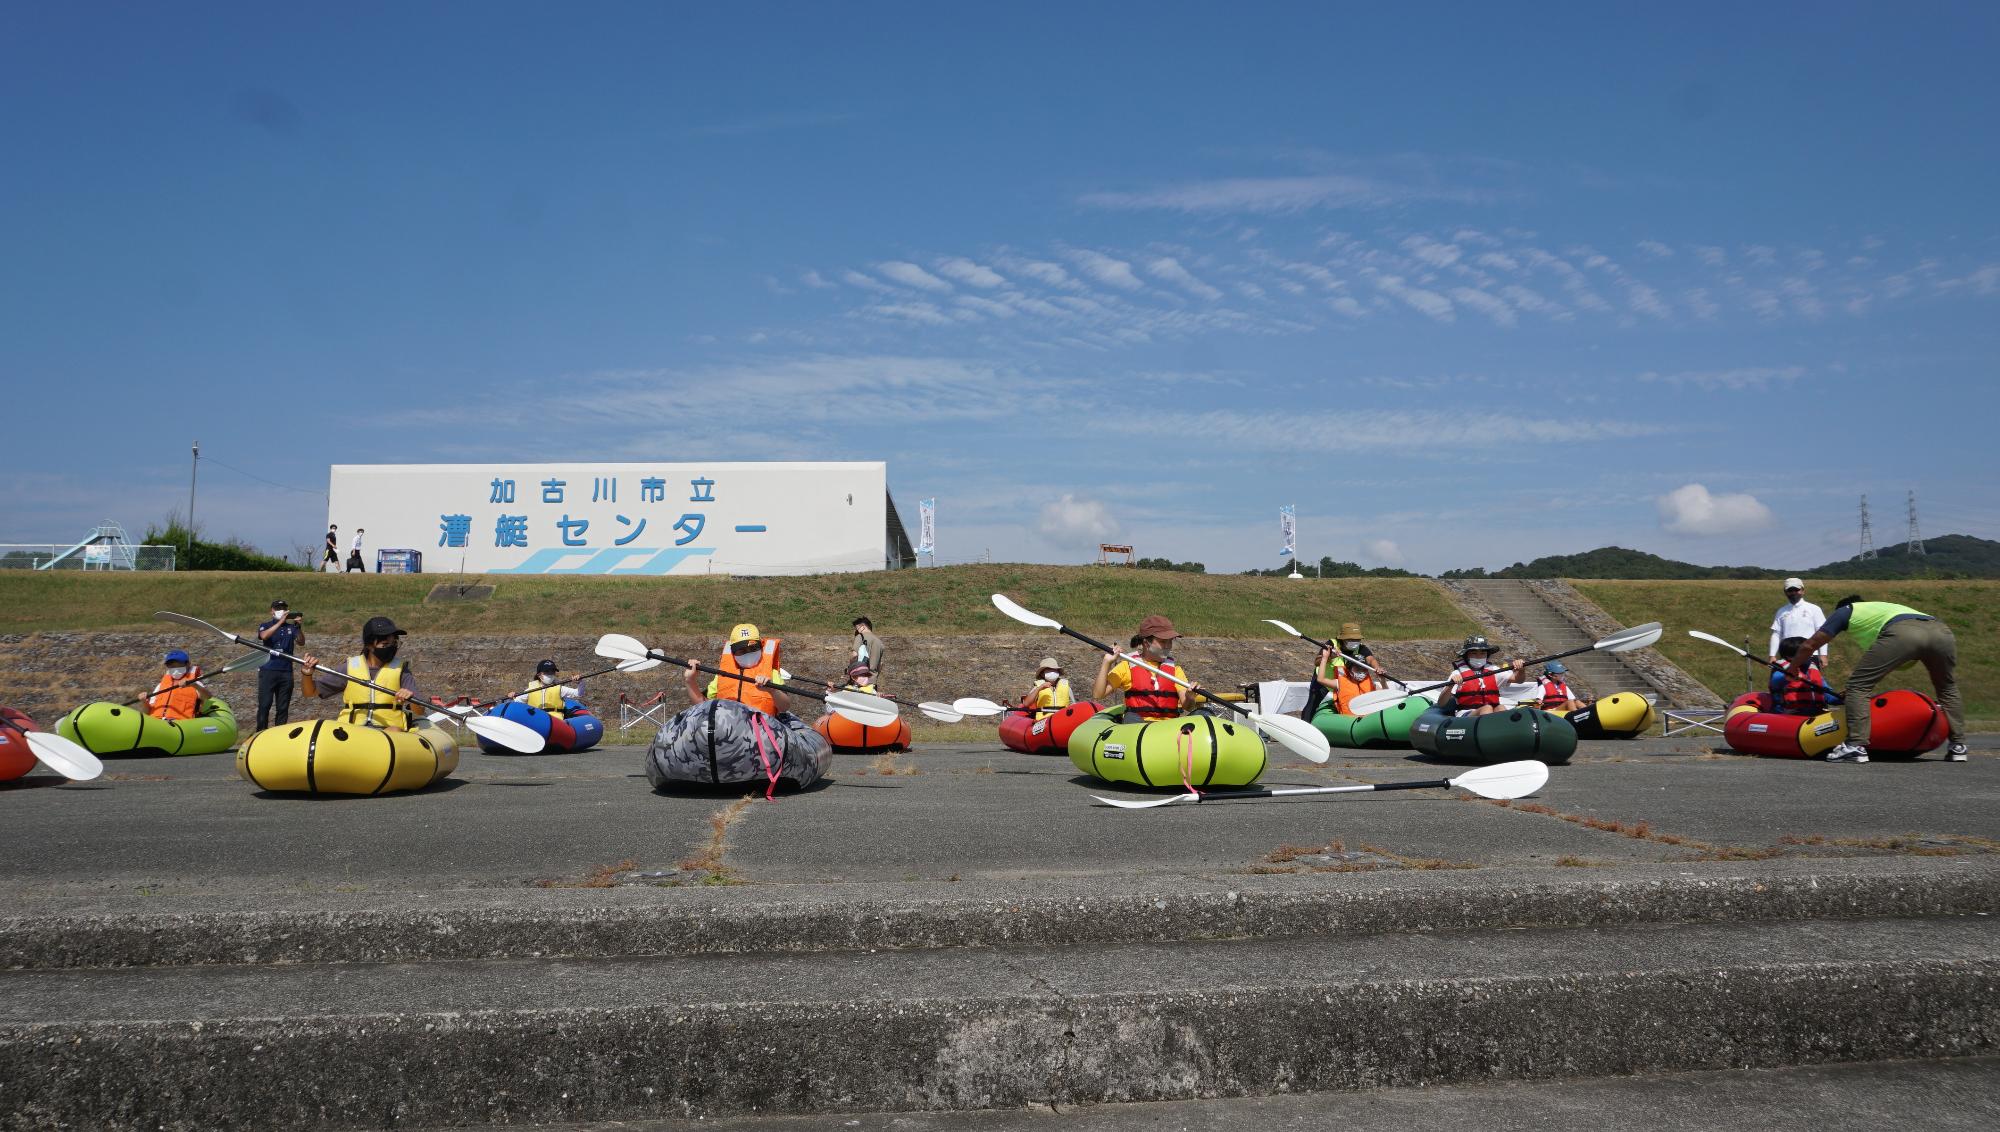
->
xmin=1450 ymin=579 xmax=1683 ymax=704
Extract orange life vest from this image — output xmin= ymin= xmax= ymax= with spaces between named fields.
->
xmin=1451 ymin=663 xmax=1503 ymax=710
xmin=1123 ymin=660 xmax=1184 ymax=720
xmin=714 ymin=638 xmax=783 ymax=716
xmin=1332 ymin=664 xmax=1376 ymax=714
xmin=1539 ymin=678 xmax=1573 ymax=709
xmin=147 ymin=667 xmax=204 ymax=721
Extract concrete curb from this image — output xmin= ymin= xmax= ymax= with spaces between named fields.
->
xmin=7 ymin=857 xmax=1998 ymax=970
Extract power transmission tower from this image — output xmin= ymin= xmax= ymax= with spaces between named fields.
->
xmin=1907 ymin=490 xmax=1925 ymax=555
xmin=1858 ymin=494 xmax=1876 ymax=560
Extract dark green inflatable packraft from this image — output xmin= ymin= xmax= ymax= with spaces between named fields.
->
xmin=1409 ymin=703 xmax=1576 ymax=765
xmin=1312 ymin=694 xmax=1428 ymax=749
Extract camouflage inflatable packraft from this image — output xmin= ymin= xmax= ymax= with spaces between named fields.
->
xmin=646 ymin=698 xmax=832 ymax=796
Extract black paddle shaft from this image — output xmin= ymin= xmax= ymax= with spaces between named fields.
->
xmin=1758 ymin=656 xmax=1847 ymax=704
xmin=650 ymin=649 xmax=832 ymax=704
xmin=1056 ymin=624 xmax=1255 ymax=721
xmin=1402 ymin=640 xmax=1608 ymax=697
xmin=1186 ymin=777 xmax=1449 ymax=803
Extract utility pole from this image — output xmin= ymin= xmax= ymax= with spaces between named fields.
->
xmin=188 ymin=441 xmax=199 ymax=561
xmin=1858 ymin=494 xmax=1876 ymax=560
xmin=1907 ymin=490 xmax=1925 ymax=555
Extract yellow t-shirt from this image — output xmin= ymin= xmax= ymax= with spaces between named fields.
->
xmin=1103 ymin=660 xmax=1193 ymax=691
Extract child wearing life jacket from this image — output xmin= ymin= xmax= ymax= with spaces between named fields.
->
xmin=520 ymin=659 xmax=581 ymax=717
xmin=1770 ymin=636 xmax=1837 ymax=716
xmin=1446 ymin=635 xmax=1526 ymax=717
xmin=684 ymin=623 xmax=791 ymax=715
xmin=838 ymin=662 xmax=880 ymax=695
xmin=1313 ymin=630 xmax=1381 ymax=716
xmin=1093 ymin=616 xmax=1199 ymax=720
xmin=144 ymin=649 xmax=209 ymax=721
xmin=1019 ymin=657 xmax=1073 ymax=719
xmin=1537 ymin=661 xmax=1589 ymax=712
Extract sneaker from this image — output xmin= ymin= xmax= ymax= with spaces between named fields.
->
xmin=1824 ymin=743 xmax=1870 ymax=764
xmin=1947 ymin=742 xmax=1969 ymax=762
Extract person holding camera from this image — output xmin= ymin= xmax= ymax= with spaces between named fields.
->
xmin=255 ymin=599 xmax=305 ymax=729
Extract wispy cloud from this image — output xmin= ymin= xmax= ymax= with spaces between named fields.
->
xmin=1373 ymin=275 xmax=1454 ymax=322
xmin=1065 ymin=248 xmax=1144 ymax=290
xmin=1080 ymin=166 xmax=1507 ymax=213
xmin=1637 ymin=240 xmax=1675 ymax=258
xmin=1146 ymin=256 xmax=1221 ymax=300
xmin=1111 ymin=408 xmax=1667 ymax=451
xmin=1637 ymin=365 xmax=1804 ymax=391
xmin=876 ymin=261 xmax=953 ymax=292
xmin=936 ymin=258 xmax=1006 ymax=288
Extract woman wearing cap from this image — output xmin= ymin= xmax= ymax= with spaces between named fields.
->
xmin=299 ymin=616 xmax=419 ymax=730
xmin=1537 ymin=662 xmax=1589 ymax=712
xmin=685 ymin=623 xmax=790 ymax=715
xmin=521 ymin=660 xmax=580 ymax=716
xmin=144 ymin=649 xmax=210 ymax=722
xmin=1093 ymin=615 xmax=1198 ymax=720
xmin=836 ymin=662 xmax=880 ymax=695
xmin=1312 ymin=622 xmax=1389 ymax=716
xmin=1019 ymin=658 xmax=1074 ymax=719
xmin=1446 ymin=636 xmax=1526 ymax=718
xmin=1768 ymin=578 xmax=1826 ymax=665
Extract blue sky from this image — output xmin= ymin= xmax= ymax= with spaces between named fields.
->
xmin=4 ymin=2 xmax=1998 ymax=573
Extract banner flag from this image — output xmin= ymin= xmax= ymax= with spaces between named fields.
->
xmin=918 ymin=498 xmax=936 ymax=555
xmin=1279 ymin=504 xmax=1296 ymax=560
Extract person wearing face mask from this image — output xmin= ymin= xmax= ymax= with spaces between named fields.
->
xmin=1537 ymin=661 xmax=1590 ymax=712
xmin=145 ymin=649 xmax=210 ymax=721
xmin=1767 ymin=578 xmax=1826 ymax=665
xmin=1312 ymin=622 xmax=1390 ymax=716
xmin=254 ymin=599 xmax=305 ymax=730
xmin=1444 ymin=635 xmax=1526 ymax=718
xmin=298 ymin=616 xmax=420 ymax=729
xmin=685 ymin=623 xmax=790 ymax=715
xmin=1019 ymin=657 xmax=1074 ymax=719
xmin=521 ymin=660 xmax=580 ymax=717
xmin=1093 ymin=615 xmax=1199 ymax=720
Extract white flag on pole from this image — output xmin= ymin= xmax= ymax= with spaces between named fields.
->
xmin=918 ymin=498 xmax=936 ymax=555
xmin=1279 ymin=504 xmax=1296 ymax=559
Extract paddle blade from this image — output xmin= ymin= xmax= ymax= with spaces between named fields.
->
xmin=951 ymin=697 xmax=1008 ymax=717
xmin=918 ymin=703 xmax=966 ymax=723
xmin=1451 ymin=760 xmax=1549 ymax=800
xmin=26 ymin=731 xmax=103 ymax=781
xmin=615 ymin=656 xmax=664 ymax=673
xmin=1345 ymin=687 xmax=1409 ymax=716
xmin=1090 ymin=792 xmax=1199 ymax=810
xmin=594 ymin=633 xmax=653 ymax=663
xmin=826 ymin=690 xmax=900 ymax=729
xmin=465 ymin=714 xmax=546 ymax=753
xmin=154 ymin=610 xmax=241 ymax=643
xmin=1263 ymin=618 xmax=1305 ymax=638
xmin=990 ymin=593 xmax=1063 ymax=630
xmin=1247 ymin=710 xmax=1331 ymax=764
xmin=1597 ymin=622 xmax=1663 ymax=653
xmin=218 ymin=651 xmax=266 ymax=675
xmin=1687 ymin=630 xmax=1746 ymax=655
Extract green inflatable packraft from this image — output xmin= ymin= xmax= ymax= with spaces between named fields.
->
xmin=1409 ymin=703 xmax=1576 ymax=765
xmin=57 ymin=698 xmax=239 ymax=757
xmin=1312 ymin=693 xmax=1428 ymax=748
xmin=1067 ymin=709 xmax=1267 ymax=787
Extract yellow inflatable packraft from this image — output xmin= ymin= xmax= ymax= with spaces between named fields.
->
xmin=238 ymin=718 xmax=458 ymax=795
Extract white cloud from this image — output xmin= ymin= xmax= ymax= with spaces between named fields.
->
xmin=842 ymin=270 xmax=894 ymax=293
xmin=866 ymin=301 xmax=954 ymax=326
xmin=937 ymin=258 xmax=1007 ymax=288
xmin=1233 ymin=280 xmax=1266 ymax=300
xmin=876 ymin=261 xmax=953 ymax=292
xmin=1656 ymin=483 xmax=1775 ymax=536
xmin=1066 ymin=249 xmax=1144 ymax=290
xmin=1106 ymin=408 xmax=1663 ymax=452
xmin=1449 ymin=287 xmax=1516 ymax=327
xmin=1014 ymin=260 xmax=1077 ymax=289
xmin=1637 ymin=365 xmax=1803 ymax=391
xmin=1781 ymin=277 xmax=1824 ymax=319
xmin=1637 ymin=240 xmax=1675 ymax=258
xmin=1038 ymin=493 xmax=1121 ymax=548
xmin=954 ymin=295 xmax=1017 ymax=319
xmin=1328 ymin=296 xmax=1368 ymax=318
xmin=1476 ymin=252 xmax=1520 ymax=272
xmin=1401 ymin=234 xmax=1463 ymax=268
xmin=1498 ymin=284 xmax=1558 ymax=315
xmin=800 ymin=270 xmax=836 ymax=290
xmin=1374 ymin=275 xmax=1455 ymax=322
xmin=1362 ymin=538 xmax=1405 ymax=567
xmin=1624 ymin=281 xmax=1670 ymax=319
xmin=1695 ymin=246 xmax=1727 ymax=267
xmin=1744 ymin=245 xmax=1778 ymax=266
xmin=1146 ymin=256 xmax=1222 ymax=300
xmin=1683 ymin=288 xmax=1719 ymax=320
xmin=1079 ymin=172 xmax=1501 ymax=213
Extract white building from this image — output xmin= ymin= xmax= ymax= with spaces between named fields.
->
xmin=326 ymin=462 xmax=916 ymax=575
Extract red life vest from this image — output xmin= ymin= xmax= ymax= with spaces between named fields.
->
xmin=1123 ymin=661 xmax=1183 ymax=720
xmin=1539 ymin=678 xmax=1572 ymax=709
xmin=1452 ymin=663 xmax=1502 ymax=710
xmin=1778 ymin=667 xmax=1831 ymax=715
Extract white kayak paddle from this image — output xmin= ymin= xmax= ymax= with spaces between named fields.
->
xmin=1345 ymin=621 xmax=1664 ymax=717
xmin=24 ymin=730 xmax=104 ymax=782
xmin=593 ymin=633 xmax=900 ymax=729
xmin=1687 ymin=630 xmax=1847 ymax=703
xmin=1091 ymin=758 xmax=1550 ymax=809
xmin=989 ymin=594 xmax=1331 ymax=764
xmin=950 ymin=697 xmax=1010 ymax=717
xmin=154 ymin=610 xmax=547 ymax=753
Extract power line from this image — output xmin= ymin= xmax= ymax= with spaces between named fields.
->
xmin=199 ymin=453 xmax=328 ymax=497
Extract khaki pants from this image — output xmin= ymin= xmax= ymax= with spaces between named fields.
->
xmin=1845 ymin=618 xmax=1965 ymax=744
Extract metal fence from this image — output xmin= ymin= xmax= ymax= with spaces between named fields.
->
xmin=0 ymin=544 xmax=178 ymax=570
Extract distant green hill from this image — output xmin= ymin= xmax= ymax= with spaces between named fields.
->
xmin=1439 ymin=534 xmax=2000 ymax=580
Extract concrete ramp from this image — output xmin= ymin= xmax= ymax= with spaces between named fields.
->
xmin=1442 ymin=579 xmax=1719 ymax=707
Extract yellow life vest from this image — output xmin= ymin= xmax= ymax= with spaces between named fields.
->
xmin=341 ymin=656 xmax=411 ymax=730
xmin=1032 ymin=678 xmax=1074 ymax=718
xmin=522 ymin=680 xmax=567 ymax=716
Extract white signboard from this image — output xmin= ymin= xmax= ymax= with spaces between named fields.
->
xmin=326 ymin=462 xmax=888 ymax=575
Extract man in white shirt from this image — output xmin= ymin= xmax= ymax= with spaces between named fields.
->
xmin=1768 ymin=577 xmax=1827 ymax=664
